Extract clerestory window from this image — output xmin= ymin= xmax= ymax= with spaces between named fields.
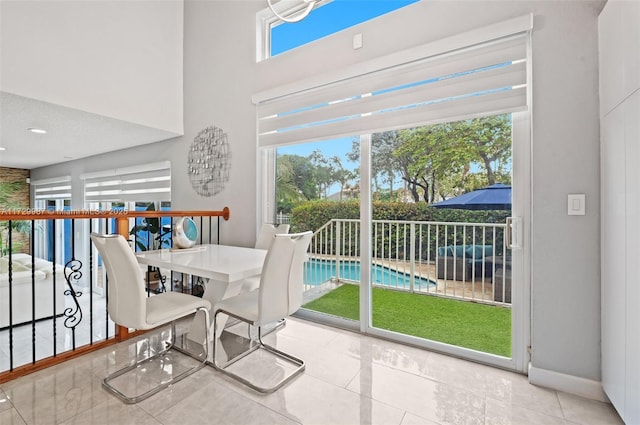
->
xmin=258 ymin=0 xmax=419 ymax=61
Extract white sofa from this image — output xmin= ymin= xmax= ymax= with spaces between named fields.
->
xmin=0 ymin=253 xmax=67 ymax=328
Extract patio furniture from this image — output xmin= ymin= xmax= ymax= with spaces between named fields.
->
xmin=431 ymin=183 xmax=511 ymax=210
xmin=486 ymin=255 xmax=512 ymax=303
xmin=436 ymin=245 xmax=493 ymax=281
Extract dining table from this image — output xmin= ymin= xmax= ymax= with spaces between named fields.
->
xmin=136 ymin=244 xmax=267 ymax=355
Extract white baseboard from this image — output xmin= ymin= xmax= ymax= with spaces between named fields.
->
xmin=528 ymin=363 xmax=608 ymax=402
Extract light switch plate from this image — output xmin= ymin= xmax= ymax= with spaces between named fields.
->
xmin=353 ymin=33 xmax=363 ymax=49
xmin=568 ymin=194 xmax=586 ymax=215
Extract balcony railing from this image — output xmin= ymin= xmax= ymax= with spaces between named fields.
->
xmin=0 ymin=207 xmax=229 ymax=383
xmin=305 ymin=218 xmax=511 ymax=306
xmin=1 ymin=211 xmax=509 ymax=382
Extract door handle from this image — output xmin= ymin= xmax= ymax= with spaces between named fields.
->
xmin=506 ymin=217 xmax=521 ymax=249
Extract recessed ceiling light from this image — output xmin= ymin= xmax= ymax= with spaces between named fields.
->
xmin=28 ymin=127 xmax=47 ymax=134
xmin=0 ymin=147 xmax=5 ymax=151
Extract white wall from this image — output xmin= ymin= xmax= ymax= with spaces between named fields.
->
xmin=599 ymin=0 xmax=640 ymax=419
xmin=0 ymin=0 xmax=184 ymax=134
xmin=30 ymin=0 xmax=604 ymax=391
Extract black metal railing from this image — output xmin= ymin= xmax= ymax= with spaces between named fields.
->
xmin=0 ymin=207 xmax=229 ymax=382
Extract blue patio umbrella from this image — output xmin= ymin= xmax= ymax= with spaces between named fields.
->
xmin=431 ymin=183 xmax=511 ymax=210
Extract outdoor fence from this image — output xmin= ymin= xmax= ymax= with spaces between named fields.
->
xmin=0 ymin=207 xmax=229 ymax=383
xmin=275 ymin=212 xmax=291 ymax=224
xmin=305 ymin=218 xmax=511 ymax=306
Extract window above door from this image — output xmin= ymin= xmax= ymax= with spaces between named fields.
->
xmin=257 ymin=0 xmax=419 ymax=61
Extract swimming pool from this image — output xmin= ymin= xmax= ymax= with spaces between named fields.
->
xmin=304 ymin=259 xmax=436 ymax=289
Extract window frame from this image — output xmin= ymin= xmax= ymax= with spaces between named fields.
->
xmin=257 ymin=0 xmax=330 ymax=62
xmin=258 ymin=0 xmax=419 ymax=62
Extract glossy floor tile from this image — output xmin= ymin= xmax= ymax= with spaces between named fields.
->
xmin=0 ymin=318 xmax=625 ymax=425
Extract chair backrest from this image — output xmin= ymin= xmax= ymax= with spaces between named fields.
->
xmin=91 ymin=233 xmax=147 ymax=329
xmin=287 ymin=231 xmax=313 ymax=315
xmin=254 ymin=223 xmax=290 ymax=250
xmin=257 ymin=231 xmax=312 ymax=326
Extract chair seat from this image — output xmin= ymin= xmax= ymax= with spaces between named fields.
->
xmin=212 ymin=231 xmax=312 ymax=393
xmin=91 ymin=232 xmax=212 ymax=404
xmin=146 ymin=292 xmax=211 ymax=328
xmin=215 ymin=290 xmax=259 ymax=324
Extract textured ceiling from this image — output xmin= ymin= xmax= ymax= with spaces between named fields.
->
xmin=0 ymin=92 xmax=180 ymax=170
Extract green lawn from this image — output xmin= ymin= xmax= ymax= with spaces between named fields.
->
xmin=303 ymin=284 xmax=511 ymax=357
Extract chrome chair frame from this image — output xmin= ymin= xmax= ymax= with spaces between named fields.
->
xmin=213 ymin=309 xmax=304 ymax=394
xmin=92 ymin=233 xmax=211 ymax=404
xmin=211 ymin=231 xmax=312 ymax=393
xmin=102 ymin=308 xmax=210 ymax=404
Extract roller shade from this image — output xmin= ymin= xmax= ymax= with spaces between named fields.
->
xmin=82 ymin=161 xmax=171 ymax=203
xmin=32 ymin=176 xmax=72 ymax=201
xmin=256 ymin=23 xmax=530 ymax=148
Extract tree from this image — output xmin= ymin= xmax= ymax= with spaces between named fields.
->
xmin=329 ymin=156 xmax=356 ymax=200
xmin=348 ymin=132 xmax=401 ymax=201
xmin=276 ymin=154 xmax=316 ymax=211
xmin=451 ymin=115 xmax=512 ymax=186
xmin=309 ymin=150 xmax=335 ymax=199
xmin=394 ymin=124 xmax=473 ymax=203
xmin=391 ymin=115 xmax=512 ymax=203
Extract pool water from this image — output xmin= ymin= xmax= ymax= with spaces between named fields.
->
xmin=304 ymin=259 xmax=436 ymax=289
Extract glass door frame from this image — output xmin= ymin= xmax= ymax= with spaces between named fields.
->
xmin=356 ymin=111 xmax=531 ymax=373
xmin=261 ymin=112 xmax=531 ymax=373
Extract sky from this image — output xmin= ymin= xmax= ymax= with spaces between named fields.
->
xmin=278 ymin=137 xmax=356 ymax=164
xmin=271 ymin=0 xmax=419 ymax=56
xmin=273 ymin=1 xmax=418 ymax=194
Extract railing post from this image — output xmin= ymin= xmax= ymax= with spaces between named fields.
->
xmin=335 ymin=220 xmax=341 ymax=281
xmin=115 ymin=215 xmax=131 ymax=341
xmin=409 ymin=222 xmax=416 ymax=292
xmin=116 ymin=216 xmax=129 ymax=240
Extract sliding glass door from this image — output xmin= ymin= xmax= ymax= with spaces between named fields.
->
xmin=257 ymin=17 xmax=532 ymax=371
xmin=271 ymin=138 xmax=362 ymax=326
xmin=363 ymin=113 xmax=529 ymax=370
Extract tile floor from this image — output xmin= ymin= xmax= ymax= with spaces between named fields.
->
xmin=0 ymin=317 xmax=625 ymax=425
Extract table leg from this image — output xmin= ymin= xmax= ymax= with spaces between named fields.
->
xmin=186 ymin=278 xmax=244 ymax=360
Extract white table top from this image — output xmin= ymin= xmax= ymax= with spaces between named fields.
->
xmin=136 ymin=244 xmax=267 ymax=283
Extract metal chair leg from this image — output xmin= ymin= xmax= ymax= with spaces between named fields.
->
xmin=211 ymin=309 xmax=304 ymax=394
xmin=102 ymin=307 xmax=210 ymax=404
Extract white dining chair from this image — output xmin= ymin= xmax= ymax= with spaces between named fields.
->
xmin=254 ymin=223 xmax=290 ymax=250
xmin=212 ymin=231 xmax=312 ymax=393
xmin=91 ymin=233 xmax=211 ymax=404
xmin=242 ymin=223 xmax=291 ymax=292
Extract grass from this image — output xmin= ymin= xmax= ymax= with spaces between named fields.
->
xmin=303 ymin=284 xmax=511 ymax=357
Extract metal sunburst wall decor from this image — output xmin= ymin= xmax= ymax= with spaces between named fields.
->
xmin=187 ymin=126 xmax=231 ymax=197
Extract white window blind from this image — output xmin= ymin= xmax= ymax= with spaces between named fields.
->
xmin=32 ymin=176 xmax=72 ymax=201
xmin=81 ymin=161 xmax=171 ymax=203
xmin=255 ymin=16 xmax=531 ymax=148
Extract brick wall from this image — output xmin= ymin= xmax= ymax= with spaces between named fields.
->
xmin=0 ymin=167 xmax=31 ymax=254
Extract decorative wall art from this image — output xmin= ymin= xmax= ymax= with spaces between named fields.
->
xmin=187 ymin=126 xmax=231 ymax=197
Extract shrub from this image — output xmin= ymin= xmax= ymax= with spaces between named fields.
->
xmin=291 ymin=200 xmax=509 ymax=232
xmin=291 ymin=201 xmax=510 ymax=260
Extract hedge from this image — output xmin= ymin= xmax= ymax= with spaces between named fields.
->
xmin=290 ymin=200 xmax=511 ymax=260
xmin=291 ymin=200 xmax=510 ymax=232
